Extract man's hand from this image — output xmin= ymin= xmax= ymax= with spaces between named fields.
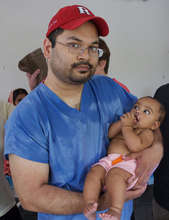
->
xmin=26 ymin=69 xmax=40 ymax=90
xmin=125 ymin=129 xmax=163 ymax=187
xmin=97 ymin=184 xmax=147 ymax=211
xmin=125 ymin=184 xmax=147 ymax=201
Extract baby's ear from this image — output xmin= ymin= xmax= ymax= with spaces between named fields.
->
xmin=151 ymin=120 xmax=160 ymax=130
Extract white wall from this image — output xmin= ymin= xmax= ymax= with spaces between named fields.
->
xmin=1 ymin=0 xmax=169 ymax=100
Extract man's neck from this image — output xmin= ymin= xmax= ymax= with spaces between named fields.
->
xmin=44 ymin=73 xmax=84 ymax=110
xmin=95 ymin=70 xmax=107 ymax=75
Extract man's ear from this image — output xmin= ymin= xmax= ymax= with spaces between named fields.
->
xmin=151 ymin=120 xmax=160 ymax=130
xmin=43 ymin=38 xmax=52 ymax=59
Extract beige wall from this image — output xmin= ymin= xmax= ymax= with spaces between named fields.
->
xmin=1 ymin=0 xmax=169 ymax=100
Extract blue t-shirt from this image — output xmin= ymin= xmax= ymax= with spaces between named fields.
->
xmin=5 ymin=75 xmax=137 ymax=220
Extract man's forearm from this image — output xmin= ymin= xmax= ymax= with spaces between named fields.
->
xmin=147 ymin=129 xmax=163 ymax=165
xmin=21 ymin=184 xmax=85 ymax=215
xmin=125 ymin=129 xmax=163 ymax=187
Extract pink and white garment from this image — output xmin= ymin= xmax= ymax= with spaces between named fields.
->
xmin=93 ymin=153 xmax=138 ymax=190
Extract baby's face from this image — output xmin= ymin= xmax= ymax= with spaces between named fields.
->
xmin=130 ymin=97 xmax=161 ymax=129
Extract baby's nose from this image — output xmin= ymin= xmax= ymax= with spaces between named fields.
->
xmin=135 ymin=111 xmax=139 ymax=116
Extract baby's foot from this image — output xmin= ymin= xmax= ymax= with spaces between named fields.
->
xmin=99 ymin=207 xmax=121 ymax=220
xmin=84 ymin=202 xmax=98 ymax=220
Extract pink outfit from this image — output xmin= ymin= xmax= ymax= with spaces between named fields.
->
xmin=93 ymin=153 xmax=138 ymax=190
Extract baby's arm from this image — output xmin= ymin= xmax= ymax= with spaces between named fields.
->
xmin=108 ymin=120 xmax=122 ymax=139
xmin=121 ymin=113 xmax=154 ymax=152
xmin=123 ymin=128 xmax=154 ymax=152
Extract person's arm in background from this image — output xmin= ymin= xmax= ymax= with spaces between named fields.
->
xmin=3 ymin=102 xmax=15 ymax=176
xmin=2 ymin=102 xmax=14 ymax=145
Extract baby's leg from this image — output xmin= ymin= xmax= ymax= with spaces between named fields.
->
xmin=99 ymin=167 xmax=131 ymax=220
xmin=83 ymin=165 xmax=106 ymax=220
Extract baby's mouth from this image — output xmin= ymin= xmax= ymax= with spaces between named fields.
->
xmin=134 ymin=114 xmax=139 ymax=122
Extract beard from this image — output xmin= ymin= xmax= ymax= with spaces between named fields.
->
xmin=68 ymin=61 xmax=96 ymax=84
xmin=50 ymin=60 xmax=96 ymax=85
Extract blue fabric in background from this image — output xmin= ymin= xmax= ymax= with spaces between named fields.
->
xmin=148 ymin=175 xmax=154 ymax=185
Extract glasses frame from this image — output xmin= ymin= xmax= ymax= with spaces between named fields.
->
xmin=55 ymin=41 xmax=103 ymax=58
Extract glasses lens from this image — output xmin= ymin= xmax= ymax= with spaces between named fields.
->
xmin=98 ymin=49 xmax=103 ymax=58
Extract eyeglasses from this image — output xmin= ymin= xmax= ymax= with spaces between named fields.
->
xmin=55 ymin=41 xmax=103 ymax=58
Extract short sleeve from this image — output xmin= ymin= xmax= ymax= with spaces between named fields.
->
xmin=4 ymin=103 xmax=49 ymax=163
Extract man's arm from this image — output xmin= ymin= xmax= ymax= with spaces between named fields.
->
xmin=9 ymin=154 xmax=85 ymax=215
xmin=98 ymin=184 xmax=147 ymax=211
xmin=10 ymin=154 xmax=146 ymax=215
xmin=125 ymin=129 xmax=163 ymax=187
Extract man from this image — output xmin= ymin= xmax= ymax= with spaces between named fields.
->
xmin=5 ymin=5 xmax=163 ymax=220
xmin=96 ymin=38 xmax=130 ymax=92
xmin=153 ymin=83 xmax=169 ymax=220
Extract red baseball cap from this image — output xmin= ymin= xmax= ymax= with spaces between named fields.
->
xmin=46 ymin=5 xmax=109 ymax=37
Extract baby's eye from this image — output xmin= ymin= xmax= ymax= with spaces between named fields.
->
xmin=144 ymin=109 xmax=150 ymax=115
xmin=134 ymin=105 xmax=139 ymax=110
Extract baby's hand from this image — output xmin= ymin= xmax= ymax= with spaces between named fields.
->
xmin=120 ymin=112 xmax=134 ymax=127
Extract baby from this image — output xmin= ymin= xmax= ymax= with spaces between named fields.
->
xmin=83 ymin=96 xmax=165 ymax=220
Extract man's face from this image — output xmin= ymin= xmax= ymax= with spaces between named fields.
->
xmin=45 ymin=22 xmax=99 ymax=85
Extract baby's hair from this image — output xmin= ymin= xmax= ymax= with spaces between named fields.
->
xmin=139 ymin=96 xmax=166 ymax=124
xmin=13 ymin=88 xmax=28 ymax=105
xmin=155 ymin=99 xmax=166 ymax=124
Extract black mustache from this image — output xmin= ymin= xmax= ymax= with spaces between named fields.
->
xmin=71 ymin=62 xmax=93 ymax=69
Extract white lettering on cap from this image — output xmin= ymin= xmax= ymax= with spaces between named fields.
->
xmin=77 ymin=6 xmax=91 ymax=15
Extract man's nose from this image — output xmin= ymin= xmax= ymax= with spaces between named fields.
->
xmin=78 ymin=48 xmax=90 ymax=59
